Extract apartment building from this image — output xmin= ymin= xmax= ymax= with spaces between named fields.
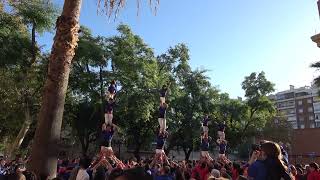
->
xmin=269 ymin=85 xmax=320 ymax=129
xmin=270 ymin=85 xmax=320 ymax=163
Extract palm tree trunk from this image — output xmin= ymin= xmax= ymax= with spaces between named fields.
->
xmin=28 ymin=0 xmax=82 ymax=178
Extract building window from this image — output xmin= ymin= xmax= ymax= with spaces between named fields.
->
xmin=288 ymin=101 xmax=294 ymax=106
xmin=298 ymin=116 xmax=304 ymax=122
xmin=300 ymin=123 xmax=305 ymax=129
xmin=298 ymin=108 xmax=303 ymax=113
xmin=310 ymin=115 xmax=315 ymax=120
xmin=308 ymin=99 xmax=312 ymax=104
xmin=310 ymin=123 xmax=315 ymax=128
xmin=291 ymin=122 xmax=298 ymax=129
xmin=316 ymin=122 xmax=320 ymax=128
xmin=314 ymin=103 xmax=320 ymax=112
xmin=296 ymin=92 xmax=310 ymax=97
xmin=288 ymin=108 xmax=295 ymax=114
xmin=308 ymin=107 xmax=313 ymax=112
xmin=288 ymin=116 xmax=296 ymax=121
xmin=298 ymin=100 xmax=303 ymax=105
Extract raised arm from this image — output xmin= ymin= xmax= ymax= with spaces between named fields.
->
xmin=112 ymin=123 xmax=120 ymax=131
xmin=150 ymin=153 xmax=159 ymax=167
xmin=162 ymin=153 xmax=170 ymax=165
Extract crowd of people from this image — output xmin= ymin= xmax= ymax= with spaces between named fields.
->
xmin=1 ymin=142 xmax=320 ymax=180
xmin=1 ymin=82 xmax=320 ymax=180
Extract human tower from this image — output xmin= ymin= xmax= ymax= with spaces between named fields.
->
xmin=99 ymin=80 xmax=227 ymax=162
xmin=200 ymin=115 xmax=227 ymax=161
xmin=98 ymin=80 xmax=125 ymax=168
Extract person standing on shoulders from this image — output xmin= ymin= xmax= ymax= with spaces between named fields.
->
xmin=104 ymin=98 xmax=115 ymax=125
xmin=107 ymin=80 xmax=117 ymax=100
xmin=201 ymin=114 xmax=210 ymax=136
xmin=158 ymin=102 xmax=168 ymax=133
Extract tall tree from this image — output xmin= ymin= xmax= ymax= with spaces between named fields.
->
xmin=0 ymin=1 xmax=57 ymax=157
xmin=261 ymin=115 xmax=292 ymax=143
xmin=0 ymin=8 xmax=30 ymax=66
xmin=240 ymin=71 xmax=275 ymax=140
xmin=67 ymin=26 xmax=107 ymax=156
xmin=158 ymin=44 xmax=219 ymax=160
xmin=216 ymin=94 xmax=248 ymax=149
xmin=29 ymin=1 xmax=159 ymax=177
xmin=7 ymin=0 xmax=58 ymax=157
xmin=73 ymin=102 xmax=101 ymax=156
xmin=106 ymin=25 xmax=158 ymax=159
xmin=28 ymin=1 xmax=83 ymax=177
xmin=11 ymin=0 xmax=58 ymax=65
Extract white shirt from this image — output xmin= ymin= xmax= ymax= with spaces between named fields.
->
xmin=76 ymin=169 xmax=89 ymax=180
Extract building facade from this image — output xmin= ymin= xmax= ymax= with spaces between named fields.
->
xmin=270 ymin=85 xmax=320 ymax=129
xmin=270 ymin=85 xmax=320 ymax=163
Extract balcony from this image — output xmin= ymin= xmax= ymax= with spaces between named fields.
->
xmin=277 ymin=105 xmax=295 ymax=110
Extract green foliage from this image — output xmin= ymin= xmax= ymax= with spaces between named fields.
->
xmin=107 ymin=25 xmax=159 ymax=157
xmin=11 ymin=0 xmax=59 ymax=33
xmin=311 ymin=62 xmax=320 ymax=93
xmin=261 ymin=115 xmax=292 ymax=143
xmin=214 ymin=72 xmax=276 ymax=151
xmin=242 ymin=71 xmax=274 ymax=99
xmin=67 ymin=24 xmax=159 ymax=156
xmin=0 ymin=10 xmax=31 ymax=66
xmin=156 ymin=44 xmax=220 ymax=159
xmin=73 ymin=102 xmax=101 ymax=155
xmin=0 ymin=0 xmax=58 ymax=154
xmin=1 ymin=6 xmax=281 ymax=159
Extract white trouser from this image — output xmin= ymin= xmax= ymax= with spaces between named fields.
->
xmin=105 ymin=113 xmax=113 ymax=125
xmin=158 ymin=118 xmax=166 ymax=131
xmin=101 ymin=146 xmax=112 ymax=151
xmin=218 ymin=131 xmax=225 ymax=140
xmin=160 ymin=97 xmax=165 ymax=103
xmin=201 ymin=151 xmax=208 ymax=157
xmin=218 ymin=153 xmax=225 ymax=159
xmin=156 ymin=149 xmax=164 ymax=154
xmin=106 ymin=91 xmax=115 ymax=100
xmin=201 ymin=151 xmax=213 ymax=161
xmin=202 ymin=126 xmax=209 ymax=133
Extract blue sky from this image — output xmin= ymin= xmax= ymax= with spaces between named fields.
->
xmin=38 ymin=0 xmax=320 ymax=98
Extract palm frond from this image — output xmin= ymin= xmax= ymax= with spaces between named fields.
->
xmin=311 ymin=61 xmax=320 ymax=68
xmin=314 ymin=76 xmax=320 ymax=87
xmin=97 ymin=0 xmax=159 ymax=18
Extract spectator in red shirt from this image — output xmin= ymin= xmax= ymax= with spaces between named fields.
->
xmin=191 ymin=158 xmax=210 ymax=180
xmin=290 ymin=165 xmax=299 ymax=180
xmin=307 ymin=162 xmax=320 ymax=180
xmin=231 ymin=162 xmax=241 ymax=180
